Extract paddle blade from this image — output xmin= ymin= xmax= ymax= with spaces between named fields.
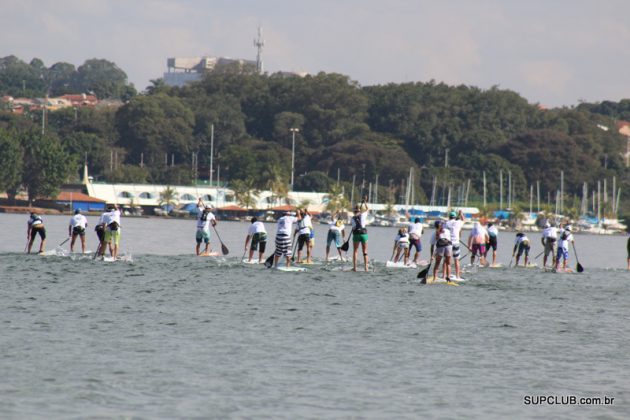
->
xmin=576 ymin=262 xmax=584 ymax=273
xmin=340 ymin=240 xmax=349 ymax=252
xmin=417 ymin=262 xmax=431 ymax=279
xmin=264 ymin=254 xmax=274 ymax=268
xmin=221 ymin=243 xmax=229 ymax=255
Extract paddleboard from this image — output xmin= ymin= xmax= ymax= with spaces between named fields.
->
xmin=385 ymin=261 xmax=418 ymax=269
xmin=199 ymin=251 xmax=221 ymax=257
xmin=275 ymin=266 xmax=307 ymax=272
xmin=242 ymin=259 xmax=260 ymax=264
xmin=421 ymin=276 xmax=461 ymax=286
xmin=488 ymin=263 xmax=504 ymax=269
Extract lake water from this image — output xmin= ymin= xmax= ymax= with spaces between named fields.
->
xmin=1 ymin=213 xmax=629 ymax=419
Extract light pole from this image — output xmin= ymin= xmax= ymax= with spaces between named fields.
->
xmin=290 ymin=128 xmax=299 ymax=191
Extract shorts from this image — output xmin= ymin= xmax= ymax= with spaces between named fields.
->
xmin=95 ymin=225 xmax=105 ymax=242
xmin=275 ymin=233 xmax=292 ymax=257
xmin=196 ymin=229 xmax=210 ymax=244
xmin=517 ymin=242 xmax=530 ymax=257
xmin=31 ymin=226 xmax=46 ymax=240
xmin=353 ymin=232 xmax=368 ymax=244
xmin=452 ymin=244 xmax=461 ymax=258
xmin=544 ymin=239 xmax=556 ymax=257
xmin=72 ymin=226 xmax=86 ymax=236
xmin=104 ymin=229 xmax=121 ymax=245
xmin=471 ymin=243 xmax=486 ymax=256
xmin=557 ymin=247 xmax=569 ymax=261
xmin=251 ymin=232 xmax=267 ymax=252
xmin=297 ymin=233 xmax=310 ymax=251
xmin=409 ymin=237 xmax=422 ymax=252
xmin=487 ymin=236 xmax=498 ymax=251
xmin=397 ymin=242 xmax=410 ymax=249
xmin=434 ymin=245 xmax=452 ymax=257
xmin=327 ymin=230 xmax=342 ymax=248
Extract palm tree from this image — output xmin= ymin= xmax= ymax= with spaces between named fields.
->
xmin=158 ymin=186 xmax=179 ymax=211
xmin=231 ymin=178 xmax=260 ymax=210
xmin=324 ymin=184 xmax=349 ymax=213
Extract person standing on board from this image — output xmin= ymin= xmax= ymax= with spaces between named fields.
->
xmin=392 ymin=227 xmax=410 ymax=265
xmin=195 ymin=198 xmax=216 ymax=256
xmin=325 ymin=212 xmax=346 ymax=262
xmin=555 ymin=225 xmax=574 ymax=271
xmin=103 ymin=204 xmax=122 ymax=259
xmin=541 ymin=222 xmax=558 ymax=268
xmin=68 ymin=209 xmax=88 ymax=254
xmin=26 ymin=213 xmax=46 ymax=254
xmin=445 ymin=210 xmax=464 ymax=279
xmin=484 ymin=221 xmax=499 ymax=266
xmin=303 ymin=208 xmax=315 ymax=263
xmin=295 ymin=209 xmax=312 ymax=264
xmin=95 ymin=208 xmax=109 ymax=256
xmin=244 ymin=217 xmax=267 ymax=263
xmin=408 ymin=217 xmax=423 ymax=264
xmin=273 ymin=211 xmax=297 ymax=268
xmin=468 ymin=221 xmax=489 ymax=266
xmin=351 ymin=198 xmax=370 ymax=272
xmin=430 ymin=220 xmax=452 ymax=281
xmin=512 ymin=232 xmax=531 ymax=267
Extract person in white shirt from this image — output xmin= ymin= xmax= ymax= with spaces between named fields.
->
xmin=325 ymin=212 xmax=346 ymax=262
xmin=103 ymin=204 xmax=122 ymax=259
xmin=273 ymin=211 xmax=297 ymax=267
xmin=392 ymin=227 xmax=410 ymax=265
xmin=541 ymin=222 xmax=558 ymax=268
xmin=68 ymin=209 xmax=88 ymax=254
xmin=555 ymin=225 xmax=574 ymax=271
xmin=245 ymin=217 xmax=267 ymax=263
xmin=196 ymin=198 xmax=217 ymax=256
xmin=295 ymin=209 xmax=312 ymax=264
xmin=485 ymin=222 xmax=499 ymax=266
xmin=445 ymin=210 xmax=465 ymax=278
xmin=408 ymin=218 xmax=423 ymax=264
xmin=512 ymin=232 xmax=531 ymax=267
xmin=430 ymin=220 xmax=452 ymax=281
xmin=468 ymin=221 xmax=489 ymax=266
xmin=26 ymin=213 xmax=46 ymax=254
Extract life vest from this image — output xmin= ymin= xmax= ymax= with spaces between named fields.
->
xmin=352 ymin=215 xmax=366 ymax=234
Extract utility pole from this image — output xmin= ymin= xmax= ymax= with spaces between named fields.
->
xmin=209 ymin=124 xmax=214 ymax=186
xmin=253 ymin=26 xmax=265 ymax=74
xmin=290 ymin=128 xmax=299 ymax=191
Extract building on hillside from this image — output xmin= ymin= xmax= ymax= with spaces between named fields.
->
xmin=617 ymin=121 xmax=630 ymax=166
xmin=164 ymin=56 xmax=257 ymax=87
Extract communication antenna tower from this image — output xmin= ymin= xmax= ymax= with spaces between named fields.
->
xmin=254 ymin=26 xmax=265 ymax=74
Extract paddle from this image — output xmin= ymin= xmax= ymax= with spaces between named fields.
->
xmin=264 ymin=253 xmax=274 ymax=268
xmin=533 ymin=250 xmax=544 ymax=260
xmin=212 ymin=224 xmax=229 ymax=255
xmin=59 ymin=237 xmax=70 ymax=247
xmin=93 ymin=242 xmax=101 ymax=260
xmin=572 ymin=242 xmax=584 ymax=273
xmin=417 ymin=259 xmax=432 ymax=280
xmin=508 ymin=254 xmax=514 ymax=268
xmin=340 ymin=234 xmax=350 ymax=252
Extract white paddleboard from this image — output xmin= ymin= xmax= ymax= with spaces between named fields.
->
xmin=385 ymin=261 xmax=418 ymax=269
xmin=275 ymin=266 xmax=307 ymax=272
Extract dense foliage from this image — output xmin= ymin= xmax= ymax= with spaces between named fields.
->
xmin=0 ymin=55 xmax=628 ymax=214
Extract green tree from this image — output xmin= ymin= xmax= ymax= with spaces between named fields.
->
xmin=74 ymin=58 xmax=135 ymax=99
xmin=0 ymin=128 xmax=23 ymax=198
xmin=324 ymin=184 xmax=349 ymax=213
xmin=158 ymin=186 xmax=179 ymax=207
xmin=20 ymin=129 xmax=74 ymax=202
xmin=230 ymin=178 xmax=260 ymax=209
xmin=116 ymin=94 xmax=195 ymax=166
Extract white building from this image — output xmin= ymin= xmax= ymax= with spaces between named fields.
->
xmin=163 ymin=56 xmax=257 ymax=87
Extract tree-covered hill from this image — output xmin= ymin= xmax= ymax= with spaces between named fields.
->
xmin=0 ymin=55 xmax=628 ymax=216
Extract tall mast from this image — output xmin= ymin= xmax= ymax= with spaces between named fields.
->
xmin=254 ymin=26 xmax=265 ymax=74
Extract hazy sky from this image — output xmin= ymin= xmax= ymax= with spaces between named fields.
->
xmin=2 ymin=0 xmax=629 ymax=107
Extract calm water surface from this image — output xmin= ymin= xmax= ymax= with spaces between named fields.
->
xmin=1 ymin=214 xmax=629 ymax=419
